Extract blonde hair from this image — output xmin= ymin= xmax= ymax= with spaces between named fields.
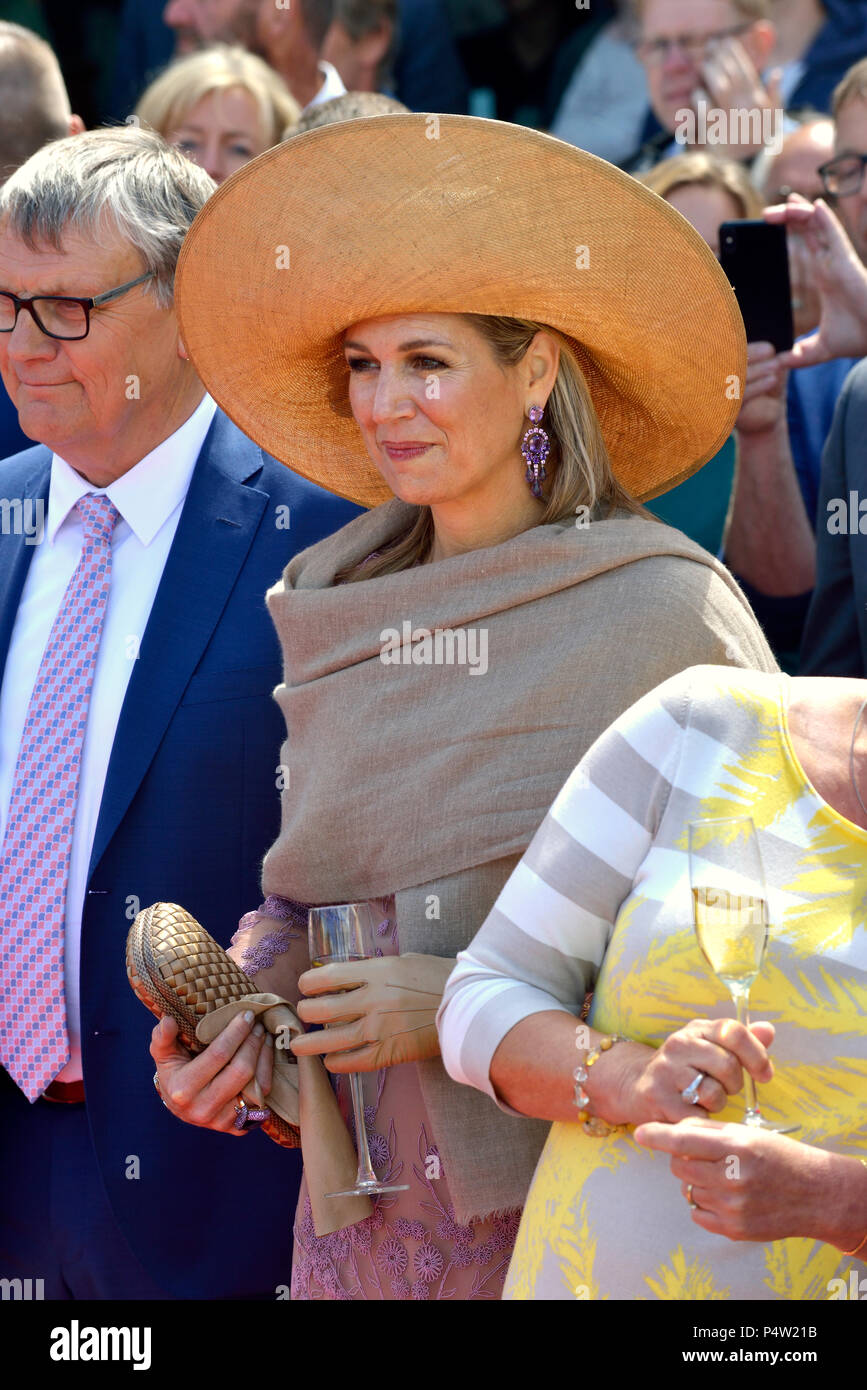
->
xmin=642 ymin=152 xmax=764 ymax=218
xmin=337 ymin=314 xmax=649 ymax=583
xmin=135 ymin=45 xmax=301 ymax=148
xmin=833 ymin=57 xmax=867 ymax=121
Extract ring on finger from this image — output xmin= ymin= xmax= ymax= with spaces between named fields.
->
xmin=681 ymin=1072 xmax=706 ymax=1105
xmin=233 ymin=1095 xmax=271 ymax=1131
xmin=686 ymin=1183 xmax=698 ymax=1211
xmin=153 ymin=1070 xmax=168 ymax=1108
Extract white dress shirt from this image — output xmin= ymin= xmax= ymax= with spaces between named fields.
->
xmin=0 ymin=392 xmax=217 ymax=1082
xmin=305 ymin=59 xmax=347 ymax=111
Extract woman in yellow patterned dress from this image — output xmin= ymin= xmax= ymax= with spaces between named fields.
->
xmin=438 ymin=665 xmax=867 ymax=1300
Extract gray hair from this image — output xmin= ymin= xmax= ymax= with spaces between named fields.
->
xmin=0 ymin=125 xmax=215 ymax=307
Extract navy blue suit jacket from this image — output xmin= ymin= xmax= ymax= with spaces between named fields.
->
xmin=0 ymin=409 xmax=360 ymax=1298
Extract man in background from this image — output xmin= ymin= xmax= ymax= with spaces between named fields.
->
xmin=321 ymin=0 xmax=397 ymax=96
xmin=256 ymin=0 xmax=345 ymax=110
xmin=163 ymin=0 xmax=260 ymax=53
xmin=0 ymin=21 xmax=84 ymax=460
xmin=627 ymin=0 xmax=867 ymax=172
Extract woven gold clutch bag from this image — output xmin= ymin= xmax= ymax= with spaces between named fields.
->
xmin=126 ymin=901 xmax=301 ymax=1148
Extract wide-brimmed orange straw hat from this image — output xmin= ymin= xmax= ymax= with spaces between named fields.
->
xmin=175 ymin=113 xmax=746 ymax=508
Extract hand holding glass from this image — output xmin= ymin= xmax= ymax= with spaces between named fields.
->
xmin=688 ymin=817 xmax=797 ymax=1133
xmin=307 ymin=903 xmax=409 ymax=1198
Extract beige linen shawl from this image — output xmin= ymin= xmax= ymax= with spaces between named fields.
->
xmin=262 ymin=498 xmax=778 ymax=1221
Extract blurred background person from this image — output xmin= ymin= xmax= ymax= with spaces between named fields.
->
xmin=321 ymin=0 xmax=396 ymax=96
xmin=643 ymin=149 xmax=764 ymax=254
xmin=256 ymin=0 xmax=345 ymax=110
xmin=767 ymin=58 xmax=867 ymax=666
xmin=640 ymin=155 xmax=759 ymax=553
xmin=319 ymin=0 xmax=469 ymax=115
xmin=762 ymin=192 xmax=867 ymax=675
xmin=628 ymin=0 xmax=780 ymax=172
xmin=753 ymin=114 xmax=835 ymax=338
xmin=449 ymin=0 xmax=598 ymax=127
xmin=772 ymin=0 xmax=867 ymax=114
xmin=136 ymin=45 xmax=300 ymax=184
xmin=163 ymin=0 xmax=261 ymax=53
xmin=389 ymin=0 xmax=469 ymax=113
xmin=640 ymin=153 xmax=815 ymax=664
xmin=549 ymin=1 xmax=649 ymax=167
xmin=627 ymin=0 xmax=867 ymax=174
xmin=112 ymin=0 xmax=324 ymax=117
xmin=787 ymin=59 xmax=867 ymax=512
xmin=0 ymin=20 xmax=84 ymax=460
xmin=0 ymin=19 xmax=84 ymax=183
xmin=755 ymin=112 xmax=835 ymax=204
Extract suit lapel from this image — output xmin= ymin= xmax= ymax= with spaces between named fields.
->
xmin=89 ymin=417 xmax=269 ymax=877
xmin=0 ymin=454 xmax=51 ymax=678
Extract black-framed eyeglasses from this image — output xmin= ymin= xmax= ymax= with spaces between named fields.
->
xmin=0 ymin=270 xmax=155 ymax=341
xmin=636 ymin=22 xmax=753 ymax=67
xmin=818 ymin=152 xmax=867 ymax=199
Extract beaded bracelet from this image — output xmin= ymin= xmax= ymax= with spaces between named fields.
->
xmin=841 ymin=1157 xmax=867 ymax=1258
xmin=573 ymin=1033 xmax=626 ymax=1137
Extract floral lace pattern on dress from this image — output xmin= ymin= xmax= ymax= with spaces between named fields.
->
xmin=231 ymin=895 xmax=309 ymax=975
xmin=291 ymin=1122 xmax=521 ymax=1301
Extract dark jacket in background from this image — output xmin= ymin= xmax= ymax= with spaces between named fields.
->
xmin=790 ymin=0 xmax=867 ymax=112
xmin=801 ymin=358 xmax=867 ymax=676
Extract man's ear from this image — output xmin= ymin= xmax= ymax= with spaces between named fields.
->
xmin=68 ymin=113 xmax=86 ymax=135
xmin=178 ymin=336 xmax=190 ymax=361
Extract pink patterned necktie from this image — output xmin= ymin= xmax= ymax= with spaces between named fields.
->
xmin=0 ymin=492 xmax=119 ymax=1100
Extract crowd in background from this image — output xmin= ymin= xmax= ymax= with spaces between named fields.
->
xmin=3 ymin=1 xmax=867 ymax=678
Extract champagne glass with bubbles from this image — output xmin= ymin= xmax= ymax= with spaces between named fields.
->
xmin=307 ymin=903 xmax=410 ymax=1198
xmin=688 ymin=817 xmax=796 ymax=1133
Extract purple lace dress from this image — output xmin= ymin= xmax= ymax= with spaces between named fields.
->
xmin=233 ymin=895 xmax=521 ymax=1301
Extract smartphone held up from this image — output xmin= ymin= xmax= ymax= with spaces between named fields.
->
xmin=719 ymin=220 xmax=794 ymax=353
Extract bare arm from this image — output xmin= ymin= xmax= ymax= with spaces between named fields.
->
xmin=724 ymin=344 xmax=815 ymax=595
xmin=490 ymin=1011 xmax=775 ymax=1129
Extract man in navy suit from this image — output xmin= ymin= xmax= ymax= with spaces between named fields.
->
xmin=0 ymin=125 xmax=359 ymax=1298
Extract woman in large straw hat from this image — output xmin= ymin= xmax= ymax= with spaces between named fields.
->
xmin=153 ymin=114 xmax=778 ymax=1300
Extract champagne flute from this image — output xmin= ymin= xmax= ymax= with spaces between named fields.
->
xmin=307 ymin=902 xmax=409 ymax=1198
xmin=688 ymin=817 xmax=797 ymax=1133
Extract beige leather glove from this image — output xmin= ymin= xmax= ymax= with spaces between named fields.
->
xmin=196 ymin=993 xmax=371 ymax=1236
xmin=291 ymin=954 xmax=456 ymax=1072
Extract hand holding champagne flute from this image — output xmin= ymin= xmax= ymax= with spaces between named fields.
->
xmin=688 ymin=817 xmax=797 ymax=1133
xmin=307 ymin=903 xmax=410 ymax=1198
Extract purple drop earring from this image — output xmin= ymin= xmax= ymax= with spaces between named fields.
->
xmin=522 ymin=405 xmax=550 ymax=499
